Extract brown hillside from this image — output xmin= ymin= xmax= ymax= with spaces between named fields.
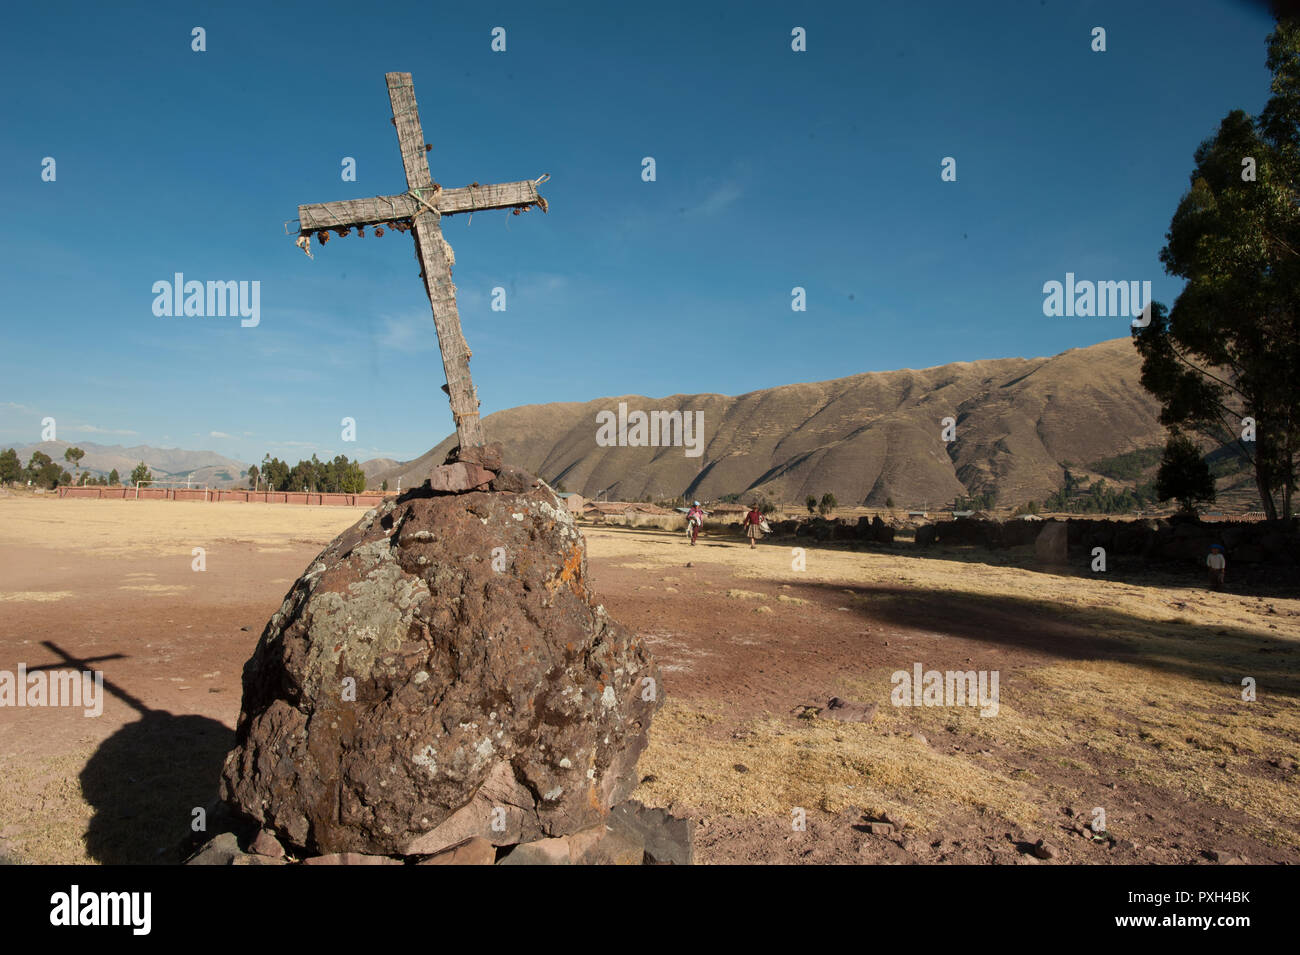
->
xmin=376 ymin=338 xmax=1164 ymax=507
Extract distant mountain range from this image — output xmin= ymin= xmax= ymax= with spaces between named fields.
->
xmin=361 ymin=458 xmax=399 ymax=482
xmin=6 ymin=441 xmax=398 ymax=491
xmin=6 ymin=339 xmax=1216 ymax=507
xmin=10 ymin=441 xmax=250 ymax=487
xmin=374 ymin=338 xmax=1175 ymax=508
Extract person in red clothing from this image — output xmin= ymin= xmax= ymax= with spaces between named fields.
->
xmin=743 ymin=503 xmax=764 ymax=548
xmin=686 ymin=501 xmax=705 ymax=545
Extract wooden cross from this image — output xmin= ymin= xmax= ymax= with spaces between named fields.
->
xmin=295 ymin=72 xmax=547 ymax=449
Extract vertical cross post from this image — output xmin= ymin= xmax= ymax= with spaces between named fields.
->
xmin=385 ymin=72 xmax=486 ymax=448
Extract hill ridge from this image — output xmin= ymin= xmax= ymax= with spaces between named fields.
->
xmin=375 ymin=338 xmax=1161 ymax=508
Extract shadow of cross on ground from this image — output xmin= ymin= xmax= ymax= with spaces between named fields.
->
xmin=32 ymin=640 xmax=235 ymax=864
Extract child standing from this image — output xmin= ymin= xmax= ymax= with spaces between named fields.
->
xmin=1206 ymin=544 xmax=1226 ymax=589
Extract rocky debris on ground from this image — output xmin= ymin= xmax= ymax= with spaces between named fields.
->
xmin=609 ymin=800 xmax=694 ymax=865
xmin=185 ymin=832 xmax=243 ymax=865
xmin=249 ymin=829 xmax=284 ymax=858
xmin=302 ymin=852 xmax=402 ymax=866
xmin=1206 ymin=848 xmax=1249 ymax=864
xmin=184 ymin=800 xmax=690 ymax=865
xmin=219 ymin=454 xmax=661 ymax=858
xmin=791 ymin=697 xmax=877 ymax=723
xmin=417 ymin=837 xmax=496 ymax=866
xmin=1031 ymin=838 xmax=1059 ymax=860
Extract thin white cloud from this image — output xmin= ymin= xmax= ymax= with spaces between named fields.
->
xmin=517 ymin=273 xmax=569 ymax=297
xmin=70 ymin=424 xmax=139 ymax=436
xmin=377 ymin=313 xmax=437 ymax=351
xmin=209 ymin=431 xmax=233 ymax=439
xmin=692 ymin=180 xmax=744 ymax=217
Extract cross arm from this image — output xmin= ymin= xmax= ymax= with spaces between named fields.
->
xmin=297 ymin=180 xmax=545 ymax=233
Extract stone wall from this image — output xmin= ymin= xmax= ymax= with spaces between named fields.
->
xmin=761 ymin=512 xmax=1298 ymax=566
xmin=918 ymin=516 xmax=1298 ymax=565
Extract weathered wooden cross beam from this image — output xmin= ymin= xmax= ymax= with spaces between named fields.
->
xmin=296 ymin=72 xmax=547 ymax=449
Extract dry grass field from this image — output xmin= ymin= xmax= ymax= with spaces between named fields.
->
xmin=1 ymin=494 xmax=1296 ymax=864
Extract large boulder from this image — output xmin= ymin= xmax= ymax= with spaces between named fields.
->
xmin=220 ymin=471 xmax=661 ymax=857
xmin=1035 ymin=522 xmax=1068 ymax=566
xmin=871 ymin=515 xmax=895 ymax=544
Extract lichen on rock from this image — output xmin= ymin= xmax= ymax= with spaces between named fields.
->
xmin=220 ymin=469 xmax=660 ymax=856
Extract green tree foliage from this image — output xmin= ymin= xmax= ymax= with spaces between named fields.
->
xmin=0 ymin=448 xmax=20 ymax=484
xmin=817 ymin=492 xmax=838 ymax=517
xmin=286 ymin=454 xmax=320 ymax=492
xmin=24 ymin=451 xmax=69 ymax=489
xmin=381 ymin=479 xmax=389 ymax=492
xmin=108 ymin=468 xmax=120 ymax=486
xmin=130 ymin=461 xmax=152 ymax=487
xmin=954 ymin=491 xmax=996 ymax=511
xmin=1134 ymin=22 xmax=1300 ymax=519
xmin=256 ymin=453 xmax=366 ymax=493
xmin=1089 ymin=447 xmax=1164 ymax=482
xmin=1157 ymin=432 xmax=1217 ymax=516
xmin=805 ymin=495 xmax=817 ymax=515
xmin=64 ymin=446 xmax=85 ymax=475
xmin=246 ymin=464 xmax=260 ymax=490
xmin=330 ymin=455 xmax=367 ymax=493
xmin=260 ymin=455 xmax=291 ymax=491
xmin=1045 ymin=465 xmax=1156 ymax=514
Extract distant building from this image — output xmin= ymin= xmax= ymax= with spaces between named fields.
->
xmin=556 ymin=491 xmax=585 ymax=514
xmin=581 ymin=500 xmax=675 ymax=524
xmin=583 ymin=501 xmax=633 ymax=522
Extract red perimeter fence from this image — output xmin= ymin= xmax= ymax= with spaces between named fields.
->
xmin=57 ymin=486 xmax=393 ymax=506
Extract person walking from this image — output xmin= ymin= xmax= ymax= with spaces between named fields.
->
xmin=686 ymin=501 xmax=705 ymax=546
xmin=743 ymin=503 xmax=764 ymax=549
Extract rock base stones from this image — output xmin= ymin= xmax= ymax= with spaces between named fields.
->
xmin=185 ymin=801 xmax=691 ymax=865
xmin=426 ymin=461 xmax=494 ymax=493
xmin=219 ymin=457 xmax=661 ymax=858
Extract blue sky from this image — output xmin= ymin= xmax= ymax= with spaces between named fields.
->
xmin=0 ymin=0 xmax=1281 ymax=464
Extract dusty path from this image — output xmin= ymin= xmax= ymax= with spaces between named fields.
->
xmin=1 ymin=497 xmax=1296 ymax=864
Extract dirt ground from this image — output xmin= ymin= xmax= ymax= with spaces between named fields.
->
xmin=1 ymin=495 xmax=1297 ymax=865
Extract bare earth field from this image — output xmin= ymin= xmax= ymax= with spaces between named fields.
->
xmin=1 ymin=496 xmax=1297 ymax=865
